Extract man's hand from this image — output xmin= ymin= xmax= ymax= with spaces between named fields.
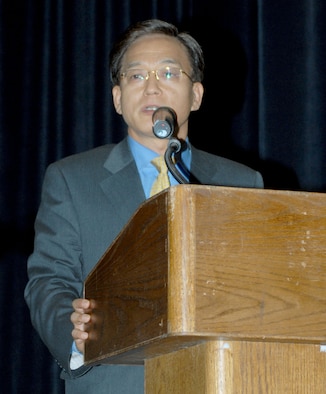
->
xmin=71 ymin=298 xmax=92 ymax=354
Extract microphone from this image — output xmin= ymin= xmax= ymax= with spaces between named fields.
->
xmin=152 ymin=107 xmax=177 ymax=139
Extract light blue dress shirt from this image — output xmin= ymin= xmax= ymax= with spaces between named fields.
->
xmin=127 ymin=135 xmax=191 ymax=198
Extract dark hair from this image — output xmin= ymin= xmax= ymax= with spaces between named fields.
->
xmin=109 ymin=19 xmax=205 ymax=86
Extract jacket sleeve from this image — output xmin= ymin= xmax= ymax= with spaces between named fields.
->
xmin=24 ymin=162 xmax=91 ymax=378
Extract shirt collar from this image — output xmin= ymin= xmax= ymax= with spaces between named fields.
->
xmin=128 ymin=135 xmax=191 ymax=171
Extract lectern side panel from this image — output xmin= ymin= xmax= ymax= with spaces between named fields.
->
xmin=84 ymin=194 xmax=170 ymax=364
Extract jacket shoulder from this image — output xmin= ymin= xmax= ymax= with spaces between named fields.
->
xmin=191 ymin=145 xmax=264 ymax=188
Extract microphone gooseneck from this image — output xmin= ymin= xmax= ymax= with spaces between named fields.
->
xmin=164 ymin=140 xmax=189 ymax=184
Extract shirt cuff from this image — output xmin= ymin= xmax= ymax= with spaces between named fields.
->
xmin=70 ymin=341 xmax=84 ymax=370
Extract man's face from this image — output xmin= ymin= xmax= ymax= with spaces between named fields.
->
xmin=112 ymin=34 xmax=203 ymax=150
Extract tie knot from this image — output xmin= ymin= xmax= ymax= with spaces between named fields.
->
xmin=151 ymin=156 xmax=167 ymax=173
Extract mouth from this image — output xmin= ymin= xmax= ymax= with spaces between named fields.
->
xmin=144 ymin=105 xmax=159 ymax=112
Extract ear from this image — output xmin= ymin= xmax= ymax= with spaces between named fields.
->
xmin=112 ymin=85 xmax=122 ymax=114
xmin=190 ymin=82 xmax=204 ymax=111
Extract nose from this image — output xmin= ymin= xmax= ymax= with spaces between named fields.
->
xmin=144 ymin=72 xmax=161 ymax=95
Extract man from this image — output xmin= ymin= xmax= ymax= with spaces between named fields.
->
xmin=24 ymin=19 xmax=263 ymax=393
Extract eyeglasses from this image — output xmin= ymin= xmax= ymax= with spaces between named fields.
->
xmin=120 ymin=66 xmax=193 ymax=85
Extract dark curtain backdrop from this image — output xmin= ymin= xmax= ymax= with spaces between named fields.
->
xmin=1 ymin=0 xmax=325 ymax=392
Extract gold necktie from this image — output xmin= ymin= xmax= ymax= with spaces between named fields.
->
xmin=150 ymin=156 xmax=170 ymax=196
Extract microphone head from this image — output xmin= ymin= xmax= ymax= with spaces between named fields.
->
xmin=152 ymin=107 xmax=177 ymax=139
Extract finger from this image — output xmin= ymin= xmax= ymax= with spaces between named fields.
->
xmin=72 ymin=327 xmax=89 ymax=341
xmin=71 ymin=311 xmax=91 ymax=326
xmin=72 ymin=298 xmax=90 ymax=312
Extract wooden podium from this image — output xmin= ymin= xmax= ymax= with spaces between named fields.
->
xmin=84 ymin=185 xmax=326 ymax=393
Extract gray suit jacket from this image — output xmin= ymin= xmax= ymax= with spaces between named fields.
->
xmin=24 ymin=137 xmax=263 ymax=393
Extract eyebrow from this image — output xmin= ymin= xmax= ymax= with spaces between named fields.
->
xmin=123 ymin=59 xmax=181 ymax=70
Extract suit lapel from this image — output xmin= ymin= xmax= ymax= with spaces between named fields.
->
xmin=100 ymin=139 xmax=146 ymax=225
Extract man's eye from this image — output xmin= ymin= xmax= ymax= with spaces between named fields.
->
xmin=164 ymin=71 xmax=173 ymax=79
xmin=130 ymin=72 xmax=144 ymax=80
xmin=162 ymin=69 xmax=179 ymax=79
